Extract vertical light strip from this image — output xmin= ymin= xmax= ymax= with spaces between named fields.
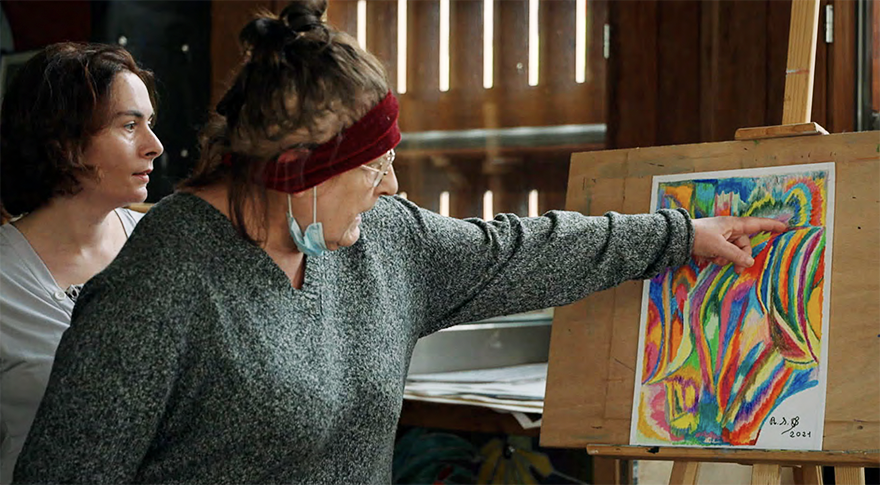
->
xmin=483 ymin=0 xmax=494 ymax=89
xmin=439 ymin=191 xmax=450 ymax=216
xmin=397 ymin=0 xmax=407 ymax=93
xmin=528 ymin=189 xmax=539 ymax=217
xmin=357 ymin=0 xmax=367 ymax=49
xmin=528 ymin=0 xmax=539 ymax=86
xmin=575 ymin=0 xmax=586 ymax=83
xmin=439 ymin=0 xmax=450 ymax=91
xmin=483 ymin=190 xmax=494 ymax=220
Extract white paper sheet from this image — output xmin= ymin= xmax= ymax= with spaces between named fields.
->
xmin=629 ymin=163 xmax=834 ymax=451
xmin=403 ymin=363 xmax=547 ymax=418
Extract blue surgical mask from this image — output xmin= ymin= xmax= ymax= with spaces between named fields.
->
xmin=287 ymin=189 xmax=329 ymax=257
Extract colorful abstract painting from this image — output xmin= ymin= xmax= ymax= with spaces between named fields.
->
xmin=630 ymin=163 xmax=834 ymax=450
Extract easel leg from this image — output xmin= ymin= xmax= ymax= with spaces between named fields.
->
xmin=669 ymin=461 xmax=700 ymax=485
xmin=593 ymin=457 xmax=633 ymax=485
xmin=793 ymin=465 xmax=824 ymax=485
xmin=833 ymin=467 xmax=866 ymax=485
xmin=751 ymin=464 xmax=782 ymax=485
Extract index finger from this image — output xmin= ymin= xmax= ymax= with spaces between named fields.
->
xmin=735 ymin=217 xmax=788 ymax=235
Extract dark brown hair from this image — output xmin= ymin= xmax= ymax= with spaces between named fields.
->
xmin=179 ymin=0 xmax=390 ymax=244
xmin=0 ymin=42 xmax=157 ymax=217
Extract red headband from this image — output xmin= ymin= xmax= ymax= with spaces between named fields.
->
xmin=223 ymin=92 xmax=401 ymax=194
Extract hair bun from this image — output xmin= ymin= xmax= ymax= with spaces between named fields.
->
xmin=281 ymin=0 xmax=327 ymax=33
xmin=240 ymin=16 xmax=290 ymax=61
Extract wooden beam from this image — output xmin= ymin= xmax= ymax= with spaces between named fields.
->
xmin=734 ymin=122 xmax=828 ymax=140
xmin=793 ymin=465 xmax=824 ymax=485
xmin=751 ymin=464 xmax=782 ymax=485
xmin=833 ymin=467 xmax=866 ymax=485
xmin=669 ymin=461 xmax=700 ymax=485
xmin=585 ymin=445 xmax=880 ymax=467
xmin=782 ymin=0 xmax=821 ymax=124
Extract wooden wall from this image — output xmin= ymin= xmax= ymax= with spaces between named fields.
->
xmin=608 ymin=0 xmax=859 ymax=150
xmin=210 ymin=1 xmax=868 ymax=218
xmin=382 ymin=0 xmax=606 ymax=218
xmin=211 ymin=0 xmax=607 ymax=219
xmin=211 ymin=0 xmax=606 ymax=130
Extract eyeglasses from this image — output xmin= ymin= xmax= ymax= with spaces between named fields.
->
xmin=360 ymin=149 xmax=396 ymax=188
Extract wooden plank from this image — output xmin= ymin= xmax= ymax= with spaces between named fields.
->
xmin=698 ymin=0 xmax=721 ymax=142
xmin=540 ymin=131 xmax=880 ymax=456
xmin=486 ymin=162 xmax=526 ymax=216
xmin=782 ymin=0 xmax=821 ymax=124
xmin=588 ymin=0 xmax=608 ymax=120
xmin=543 ymin=149 xmax=628 ymax=444
xmin=326 ymin=0 xmax=358 ymax=37
xmin=586 ymin=445 xmax=880 ymax=467
xmin=752 ymin=464 xmax=782 ymax=485
xmin=537 ymin=0 xmax=576 ymax=126
xmin=392 ymin=155 xmax=436 ymax=211
xmin=494 ymin=0 xmax=535 ymax=129
xmin=448 ymin=0 xmax=482 ymax=93
xmin=530 ymin=153 xmax=574 ymax=214
xmin=449 ymin=156 xmax=488 ymax=219
xmin=495 ymin=0 xmax=530 ymax=93
xmin=607 ymin=0 xmax=658 ymax=149
xmin=711 ymin=0 xmax=770 ymax=141
xmin=734 ymin=122 xmax=828 ymax=140
xmin=826 ymin=0 xmax=855 ymax=133
xmin=395 ymin=148 xmax=582 ymax=221
xmin=592 ymin=457 xmax=621 ymax=485
xmin=366 ymin=0 xmax=398 ymax=94
xmin=810 ymin=0 xmax=829 ymax=129
xmin=607 ymin=0 xmax=783 ymax=146
xmin=656 ymin=1 xmax=701 ymax=146
xmin=766 ymin=0 xmax=793 ymax=126
xmin=395 ymin=0 xmax=605 ymax=133
xmin=445 ymin=0 xmax=483 ymax=130
xmin=509 ymin=0 xmax=607 ymax=128
xmin=669 ymin=461 xmax=700 ymax=485
xmin=793 ymin=465 xmax=824 ymax=485
xmin=397 ymin=0 xmax=439 ymax=132
xmin=833 ymin=467 xmax=866 ymax=485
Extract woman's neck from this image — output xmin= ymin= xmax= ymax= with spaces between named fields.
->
xmin=12 ymin=194 xmax=129 ymax=289
xmin=190 ymin=184 xmax=299 ymax=254
xmin=188 ymin=184 xmax=306 ymax=287
xmin=15 ymin=195 xmax=122 ymax=251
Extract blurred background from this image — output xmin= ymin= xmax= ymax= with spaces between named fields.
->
xmin=2 ymin=0 xmax=875 ymax=217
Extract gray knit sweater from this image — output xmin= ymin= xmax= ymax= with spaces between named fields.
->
xmin=13 ymin=193 xmax=692 ymax=484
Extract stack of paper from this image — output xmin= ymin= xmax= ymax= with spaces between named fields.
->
xmin=404 ymin=363 xmax=547 ymax=417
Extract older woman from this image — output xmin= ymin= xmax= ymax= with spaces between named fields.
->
xmin=13 ymin=2 xmax=784 ymax=483
xmin=0 ymin=42 xmax=163 ymax=484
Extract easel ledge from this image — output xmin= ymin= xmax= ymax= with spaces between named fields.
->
xmin=586 ymin=445 xmax=880 ymax=467
xmin=734 ymin=122 xmax=829 ymax=141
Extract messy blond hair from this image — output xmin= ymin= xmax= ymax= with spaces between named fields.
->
xmin=180 ymin=0 xmax=389 ymax=244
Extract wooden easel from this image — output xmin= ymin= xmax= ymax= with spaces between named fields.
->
xmin=735 ymin=0 xmax=827 ymax=141
xmin=541 ymin=0 xmax=879 ymax=483
xmin=645 ymin=2 xmax=864 ymax=482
